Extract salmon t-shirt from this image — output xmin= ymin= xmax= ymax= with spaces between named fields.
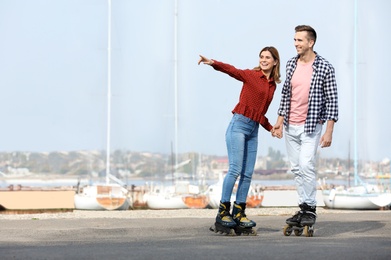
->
xmin=289 ymin=61 xmax=314 ymax=125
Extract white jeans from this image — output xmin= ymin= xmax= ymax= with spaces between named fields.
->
xmin=285 ymin=124 xmax=322 ymax=206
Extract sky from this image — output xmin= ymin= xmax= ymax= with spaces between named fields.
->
xmin=0 ymin=0 xmax=390 ymax=162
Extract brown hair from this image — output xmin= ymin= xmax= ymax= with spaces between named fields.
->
xmin=254 ymin=46 xmax=281 ymax=84
xmin=295 ymin=25 xmax=317 ymax=46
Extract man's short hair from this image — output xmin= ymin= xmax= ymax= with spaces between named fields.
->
xmin=295 ymin=25 xmax=317 ymax=45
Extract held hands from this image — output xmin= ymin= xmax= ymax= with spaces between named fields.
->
xmin=272 ymin=116 xmax=284 ymax=139
xmin=198 ymin=55 xmax=214 ymax=65
xmin=271 ymin=124 xmax=283 ymax=139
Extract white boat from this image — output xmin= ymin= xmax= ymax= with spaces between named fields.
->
xmin=74 ymin=1 xmax=131 ymax=211
xmin=182 ymin=193 xmax=209 ymax=209
xmin=145 ymin=179 xmax=210 ymax=209
xmin=322 ymin=185 xmax=391 ymax=210
xmin=206 ymin=174 xmax=264 ymax=209
xmin=145 ymin=181 xmax=194 ymax=209
xmin=206 ymin=176 xmax=233 ymax=209
xmin=74 ymin=184 xmax=130 ymax=210
xmin=146 ymin=193 xmax=187 ymax=210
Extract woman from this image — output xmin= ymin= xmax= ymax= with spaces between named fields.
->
xmin=198 ymin=47 xmax=281 ymax=235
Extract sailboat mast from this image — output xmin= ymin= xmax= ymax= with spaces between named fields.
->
xmin=106 ymin=0 xmax=112 ymax=184
xmin=348 ymin=140 xmax=351 ymax=188
xmin=353 ymin=0 xmax=358 ymax=186
xmin=174 ymin=0 xmax=178 ymax=168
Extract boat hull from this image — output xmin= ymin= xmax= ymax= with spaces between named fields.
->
xmin=182 ymin=194 xmax=209 ymax=209
xmin=246 ymin=194 xmax=264 ymax=208
xmin=206 ymin=182 xmax=263 ymax=209
xmin=146 ymin=193 xmax=187 ymax=209
xmin=74 ymin=184 xmax=131 ymax=210
xmin=322 ymin=189 xmax=391 ymax=210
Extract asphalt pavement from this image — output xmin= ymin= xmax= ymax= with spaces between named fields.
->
xmin=0 ymin=210 xmax=390 ymax=260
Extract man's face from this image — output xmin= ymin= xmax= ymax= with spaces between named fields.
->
xmin=294 ymin=31 xmax=313 ymax=55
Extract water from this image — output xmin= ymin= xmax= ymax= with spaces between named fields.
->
xmin=0 ymin=176 xmax=377 ymax=189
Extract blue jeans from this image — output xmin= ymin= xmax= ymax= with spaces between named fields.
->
xmin=285 ymin=124 xmax=322 ymax=206
xmin=221 ymin=113 xmax=259 ymax=204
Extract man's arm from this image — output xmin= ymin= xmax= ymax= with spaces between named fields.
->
xmin=320 ymin=120 xmax=335 ymax=148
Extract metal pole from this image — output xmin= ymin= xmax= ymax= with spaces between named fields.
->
xmin=174 ymin=0 xmax=178 ymax=168
xmin=106 ymin=0 xmax=112 ymax=184
xmin=353 ymin=0 xmax=358 ymax=186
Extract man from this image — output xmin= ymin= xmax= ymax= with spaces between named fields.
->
xmin=272 ymin=25 xmax=338 ymax=226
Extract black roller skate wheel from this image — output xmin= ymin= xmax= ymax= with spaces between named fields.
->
xmin=241 ymin=228 xmax=257 ymax=236
xmin=210 ymin=224 xmax=236 ymax=236
xmin=303 ymin=226 xmax=314 ymax=237
xmin=249 ymin=229 xmax=257 ymax=236
xmin=294 ymin=228 xmax=303 ymax=236
xmin=283 ymin=225 xmax=292 ymax=236
xmin=235 ymin=226 xmax=257 ymax=236
xmin=209 ymin=224 xmax=218 ymax=233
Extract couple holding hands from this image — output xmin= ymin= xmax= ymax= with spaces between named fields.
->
xmin=198 ymin=25 xmax=338 ymax=235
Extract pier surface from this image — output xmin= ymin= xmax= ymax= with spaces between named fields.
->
xmin=1 ymin=208 xmax=390 ymax=259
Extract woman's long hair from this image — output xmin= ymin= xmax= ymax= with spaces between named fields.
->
xmin=254 ymin=46 xmax=281 ymax=84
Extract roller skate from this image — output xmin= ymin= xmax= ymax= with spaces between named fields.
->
xmin=231 ymin=202 xmax=257 ymax=236
xmin=283 ymin=203 xmax=316 ymax=237
xmin=209 ymin=201 xmax=237 ymax=236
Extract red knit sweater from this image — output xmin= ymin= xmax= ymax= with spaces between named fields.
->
xmin=211 ymin=60 xmax=276 ymax=131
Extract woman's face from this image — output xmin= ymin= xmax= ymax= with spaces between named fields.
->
xmin=259 ymin=50 xmax=276 ymax=73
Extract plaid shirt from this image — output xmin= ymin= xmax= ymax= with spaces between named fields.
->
xmin=278 ymin=52 xmax=339 ymax=133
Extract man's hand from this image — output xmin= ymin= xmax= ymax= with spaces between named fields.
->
xmin=272 ymin=124 xmax=283 ymax=139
